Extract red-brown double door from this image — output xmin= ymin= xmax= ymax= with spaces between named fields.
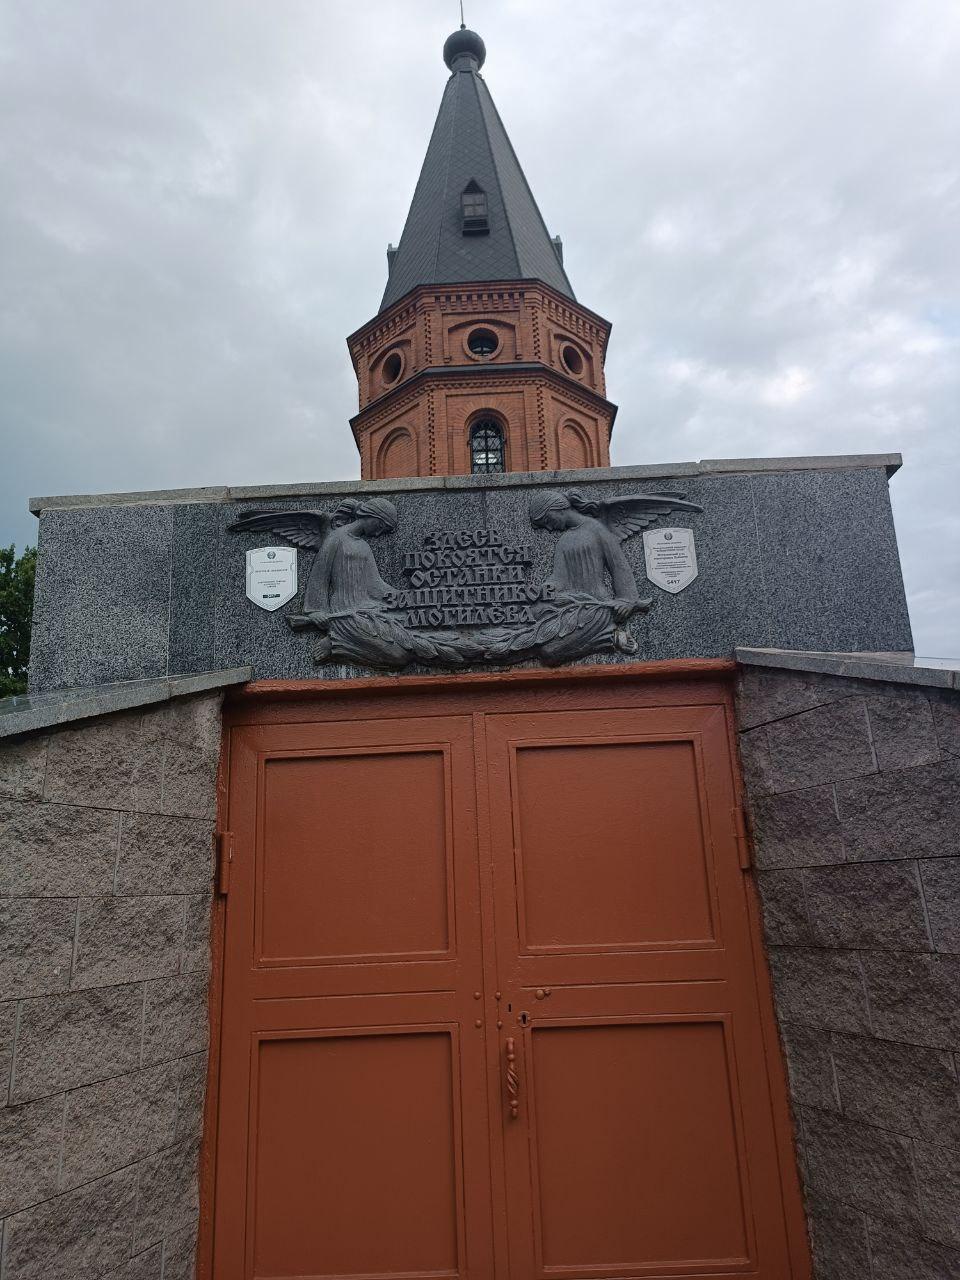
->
xmin=209 ymin=677 xmax=808 ymax=1280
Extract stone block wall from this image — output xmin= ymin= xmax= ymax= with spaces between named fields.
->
xmin=737 ymin=664 xmax=960 ymax=1279
xmin=0 ymin=692 xmax=222 ymax=1280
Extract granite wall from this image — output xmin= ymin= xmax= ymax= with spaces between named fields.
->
xmin=28 ymin=459 xmax=912 ymax=692
xmin=738 ymin=664 xmax=960 ymax=1279
xmin=0 ymin=691 xmax=221 ymax=1280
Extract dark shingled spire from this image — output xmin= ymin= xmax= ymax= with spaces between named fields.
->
xmin=379 ymin=27 xmax=575 ymax=312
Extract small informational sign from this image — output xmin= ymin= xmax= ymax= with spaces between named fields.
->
xmin=642 ymin=527 xmax=698 ymax=594
xmin=245 ymin=546 xmax=297 ymax=611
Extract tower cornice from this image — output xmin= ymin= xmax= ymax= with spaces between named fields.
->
xmin=349 ymin=363 xmax=619 ymax=445
xmin=347 ymin=279 xmax=612 ymax=355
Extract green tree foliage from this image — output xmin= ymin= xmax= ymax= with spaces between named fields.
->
xmin=0 ymin=545 xmax=37 ymax=697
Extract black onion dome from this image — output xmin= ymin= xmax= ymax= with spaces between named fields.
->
xmin=443 ymin=27 xmax=486 ymax=71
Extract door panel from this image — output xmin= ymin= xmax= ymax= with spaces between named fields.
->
xmin=528 ymin=1018 xmax=749 ymax=1273
xmin=485 ymin=707 xmax=794 ymax=1278
xmin=510 ymin=738 xmax=716 ymax=951
xmin=258 ymin=746 xmax=455 ymax=964
xmin=252 ymin=1028 xmax=461 ymax=1279
xmin=213 ymin=715 xmax=493 ymax=1280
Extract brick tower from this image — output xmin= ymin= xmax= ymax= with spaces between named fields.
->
xmin=348 ymin=26 xmax=616 ymax=480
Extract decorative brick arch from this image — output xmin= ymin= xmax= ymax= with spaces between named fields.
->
xmin=558 ymin=418 xmax=594 ymax=469
xmin=376 ymin=427 xmax=418 ymax=479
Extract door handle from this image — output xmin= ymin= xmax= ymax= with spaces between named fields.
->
xmin=505 ymin=1036 xmax=520 ymax=1119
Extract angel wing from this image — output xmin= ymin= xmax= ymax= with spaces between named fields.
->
xmin=228 ymin=509 xmax=332 ymax=550
xmin=586 ymin=491 xmax=703 ymax=541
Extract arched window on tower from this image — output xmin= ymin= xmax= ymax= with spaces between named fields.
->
xmin=470 ymin=419 xmax=505 ymax=473
xmin=461 ymin=180 xmax=489 ymax=235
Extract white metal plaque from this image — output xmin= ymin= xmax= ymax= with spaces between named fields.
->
xmin=643 ymin=527 xmax=698 ymax=594
xmin=245 ymin=546 xmax=297 ymax=611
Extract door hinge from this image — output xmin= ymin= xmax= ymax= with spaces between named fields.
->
xmin=215 ymin=831 xmax=234 ymax=895
xmin=732 ymin=806 xmax=752 ymax=871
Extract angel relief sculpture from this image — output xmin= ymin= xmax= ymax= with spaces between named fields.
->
xmin=514 ymin=488 xmax=703 ymax=663
xmin=230 ymin=498 xmax=483 ymax=668
xmin=229 ymin=488 xmax=702 ymax=670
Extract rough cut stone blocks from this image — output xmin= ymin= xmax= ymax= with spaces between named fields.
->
xmin=0 ymin=690 xmax=222 ymax=1280
xmin=174 ymin=1053 xmax=209 ymax=1146
xmin=0 ymin=1094 xmax=63 ymax=1217
xmin=60 ymin=1063 xmax=181 ymax=1187
xmin=9 ymin=984 xmax=143 ymax=1103
xmin=0 ymin=899 xmax=75 ymax=999
xmin=920 ymin=857 xmax=960 ymax=952
xmin=153 ymin=1224 xmax=197 ymax=1280
xmin=806 ymin=1195 xmax=872 ymax=1280
xmin=803 ymin=861 xmax=930 ymax=950
xmin=141 ymin=971 xmax=210 ymax=1066
xmin=913 ymin=1139 xmax=960 ymax=1248
xmin=0 ymin=738 xmax=48 ymax=802
xmin=735 ymin=667 xmax=853 ymax=731
xmin=756 ymin=869 xmax=812 ymax=945
xmin=861 ymin=950 xmax=960 ymax=1048
xmin=2 ymin=1166 xmax=138 ymax=1280
xmin=931 ymin=692 xmax=960 ymax=758
xmin=182 ymin=894 xmax=214 ymax=975
xmin=72 ymin=896 xmax=185 ymax=989
xmin=133 ymin=1138 xmax=201 ymax=1254
xmin=760 ymin=697 xmax=878 ymax=793
xmin=836 ymin=758 xmax=960 ymax=863
xmin=830 ymin=1033 xmax=960 ymax=1144
xmin=115 ymin=1245 xmax=164 ymax=1279
xmin=867 ymin=1216 xmax=960 ymax=1280
xmin=43 ymin=717 xmax=166 ymax=812
xmin=0 ymin=999 xmax=16 ymax=1092
xmin=115 ymin=813 xmax=214 ymax=897
xmin=737 ymin=665 xmax=960 ymax=1280
xmin=749 ymin=785 xmax=845 ymax=870
xmin=767 ymin=946 xmax=871 ymax=1033
xmin=802 ymin=1107 xmax=921 ymax=1223
xmin=0 ymin=800 xmax=120 ymax=897
xmin=778 ymin=1022 xmax=840 ymax=1112
xmin=865 ymin=687 xmax=941 ymax=770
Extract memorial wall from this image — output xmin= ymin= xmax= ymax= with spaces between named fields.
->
xmin=28 ymin=456 xmax=910 ymax=691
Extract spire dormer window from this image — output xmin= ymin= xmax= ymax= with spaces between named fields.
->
xmin=461 ymin=180 xmax=489 ymax=236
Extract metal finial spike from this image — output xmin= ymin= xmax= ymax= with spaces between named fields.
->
xmin=460 ymin=0 xmax=466 ymax=29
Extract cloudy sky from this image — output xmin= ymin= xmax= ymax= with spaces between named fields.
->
xmin=1 ymin=0 xmax=957 ymax=654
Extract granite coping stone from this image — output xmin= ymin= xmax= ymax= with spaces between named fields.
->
xmin=0 ymin=668 xmax=251 ymax=741
xmin=29 ymin=505 xmax=173 ymax=691
xmin=28 ymin=454 xmax=903 ymax=513
xmin=736 ymin=648 xmax=960 ymax=690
